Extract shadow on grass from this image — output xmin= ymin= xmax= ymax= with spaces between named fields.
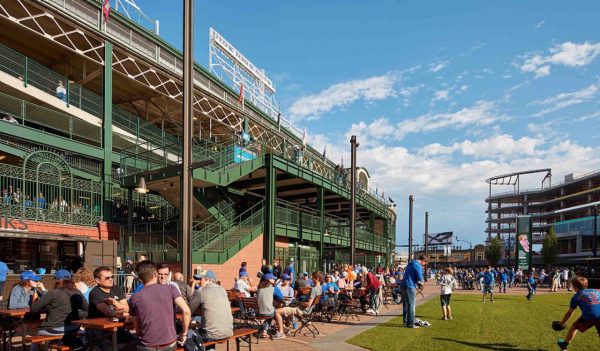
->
xmin=433 ymin=338 xmax=545 ymax=351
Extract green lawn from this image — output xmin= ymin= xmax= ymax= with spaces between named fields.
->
xmin=348 ymin=293 xmax=598 ymax=351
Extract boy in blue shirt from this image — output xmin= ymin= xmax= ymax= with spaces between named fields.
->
xmin=556 ymin=276 xmax=600 ymax=350
xmin=499 ymin=268 xmax=508 ymax=293
xmin=526 ymin=274 xmax=536 ymax=300
xmin=482 ymin=266 xmax=495 ymax=303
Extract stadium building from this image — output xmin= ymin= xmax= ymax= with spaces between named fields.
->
xmin=486 ymin=169 xmax=599 ymax=263
xmin=0 ymin=0 xmax=396 ymax=283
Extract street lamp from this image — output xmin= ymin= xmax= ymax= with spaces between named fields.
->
xmin=455 ymin=236 xmax=473 ymax=262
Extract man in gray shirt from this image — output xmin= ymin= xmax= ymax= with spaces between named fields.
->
xmin=188 ymin=270 xmax=233 ymax=346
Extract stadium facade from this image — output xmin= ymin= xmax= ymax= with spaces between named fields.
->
xmin=0 ymin=0 xmax=396 ymax=283
xmin=486 ymin=169 xmax=599 ymax=263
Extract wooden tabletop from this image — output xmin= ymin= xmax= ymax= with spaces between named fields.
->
xmin=0 ymin=308 xmax=30 ymax=317
xmin=72 ymin=317 xmax=123 ymax=330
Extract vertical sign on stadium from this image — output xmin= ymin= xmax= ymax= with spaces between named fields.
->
xmin=515 ymin=216 xmax=532 ymax=272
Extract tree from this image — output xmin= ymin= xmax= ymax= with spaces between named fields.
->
xmin=541 ymin=227 xmax=559 ymax=267
xmin=485 ymin=238 xmax=502 ymax=266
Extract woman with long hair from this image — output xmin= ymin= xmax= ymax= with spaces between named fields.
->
xmin=73 ymin=267 xmax=96 ymax=302
xmin=30 ymin=270 xmax=88 ymax=350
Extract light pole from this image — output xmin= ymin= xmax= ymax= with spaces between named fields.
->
xmin=350 ymin=135 xmax=359 ymax=266
xmin=455 ymin=236 xmax=473 ymax=263
xmin=408 ymin=195 xmax=414 ymax=261
xmin=424 ymin=211 xmax=429 ymax=281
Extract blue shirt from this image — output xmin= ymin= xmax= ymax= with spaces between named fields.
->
xmin=133 ymin=283 xmax=144 ymax=294
xmin=321 ymin=282 xmax=339 ymax=302
xmin=8 ymin=285 xmax=33 ymax=309
xmin=500 ymin=272 xmax=508 ymax=282
xmin=570 ymin=289 xmax=600 ymax=321
xmin=528 ymin=277 xmax=536 ymax=287
xmin=400 ymin=260 xmax=424 ymax=289
xmin=483 ymin=271 xmax=495 ymax=285
xmin=0 ymin=261 xmax=9 ymax=282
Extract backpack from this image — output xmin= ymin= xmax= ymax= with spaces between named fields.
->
xmin=184 ymin=330 xmax=206 ymax=351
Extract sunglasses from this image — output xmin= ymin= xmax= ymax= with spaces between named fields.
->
xmin=101 ymin=276 xmax=114 ymax=280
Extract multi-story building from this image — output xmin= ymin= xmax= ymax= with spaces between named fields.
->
xmin=412 ymin=244 xmax=486 ymax=266
xmin=485 ymin=169 xmax=599 ymax=263
xmin=0 ymin=0 xmax=396 ymax=287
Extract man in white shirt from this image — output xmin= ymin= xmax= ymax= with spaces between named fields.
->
xmin=234 ymin=271 xmax=256 ymax=297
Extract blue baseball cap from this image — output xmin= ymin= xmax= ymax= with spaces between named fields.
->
xmin=198 ymin=270 xmax=217 ymax=281
xmin=303 ymin=272 xmax=309 ymax=276
xmin=55 ymin=269 xmax=71 ymax=280
xmin=263 ymin=273 xmax=276 ymax=281
xmin=281 ymin=274 xmax=291 ymax=281
xmin=20 ymin=271 xmax=42 ymax=282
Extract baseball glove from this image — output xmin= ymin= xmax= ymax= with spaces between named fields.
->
xmin=552 ymin=321 xmax=565 ymax=331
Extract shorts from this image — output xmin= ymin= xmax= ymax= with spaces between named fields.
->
xmin=483 ymin=284 xmax=493 ymax=294
xmin=440 ymin=294 xmax=451 ymax=307
xmin=125 ymin=275 xmax=134 ymax=289
xmin=278 ymin=306 xmax=304 ymax=318
xmin=573 ymin=317 xmax=600 ymax=336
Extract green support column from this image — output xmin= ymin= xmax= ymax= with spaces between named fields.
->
xmin=102 ymin=42 xmax=113 ymax=222
xmin=383 ymin=218 xmax=389 ymax=266
xmin=317 ymin=186 xmax=325 ymax=270
xmin=264 ymin=155 xmax=276 ymax=262
xmin=243 ymin=116 xmax=249 ymax=133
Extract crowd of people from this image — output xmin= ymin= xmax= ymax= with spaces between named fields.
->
xmin=1 ymin=255 xmax=598 ymax=351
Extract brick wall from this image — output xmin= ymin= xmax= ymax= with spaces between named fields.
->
xmin=193 ymin=234 xmax=265 ymax=289
xmin=24 ymin=220 xmax=99 ymax=239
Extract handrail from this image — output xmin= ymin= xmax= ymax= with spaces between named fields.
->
xmin=192 ymin=201 xmax=264 ymax=252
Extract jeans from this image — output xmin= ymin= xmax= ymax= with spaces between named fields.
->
xmin=401 ymin=286 xmax=416 ymax=327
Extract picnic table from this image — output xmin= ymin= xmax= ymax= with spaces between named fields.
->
xmin=72 ymin=317 xmax=124 ymax=351
xmin=0 ymin=308 xmax=32 ymax=351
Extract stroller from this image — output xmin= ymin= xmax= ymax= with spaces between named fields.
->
xmin=463 ymin=278 xmax=474 ymax=290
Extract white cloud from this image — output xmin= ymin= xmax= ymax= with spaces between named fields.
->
xmin=395 ymin=101 xmax=504 ymax=139
xmin=429 ymin=60 xmax=449 ymax=73
xmin=532 ymin=84 xmax=598 ymax=117
xmin=398 ymin=84 xmax=424 ymax=106
xmin=288 ymin=73 xmax=397 ymax=121
xmin=534 ymin=20 xmax=546 ymax=30
xmin=519 ymin=41 xmax=600 ymax=78
xmin=418 ymin=134 xmax=542 ymax=159
xmin=432 ymin=89 xmax=450 ymax=102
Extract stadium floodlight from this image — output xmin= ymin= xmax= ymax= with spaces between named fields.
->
xmin=209 ymin=28 xmax=279 ymax=118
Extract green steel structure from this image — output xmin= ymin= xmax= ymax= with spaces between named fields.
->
xmin=0 ymin=0 xmax=396 ymax=272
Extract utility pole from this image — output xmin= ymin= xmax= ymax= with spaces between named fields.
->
xmin=350 ymin=135 xmax=359 ymax=266
xmin=181 ymin=0 xmax=194 ymax=278
xmin=424 ymin=211 xmax=428 ymax=281
xmin=408 ymin=195 xmax=414 ymax=261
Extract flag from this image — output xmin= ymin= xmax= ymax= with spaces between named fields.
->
xmin=426 ymin=232 xmax=453 ymax=246
xmin=322 ymin=145 xmax=327 ymax=159
xmin=276 ymin=111 xmax=281 ymax=125
xmin=388 ymin=197 xmax=394 ymax=203
xmin=102 ymin=0 xmax=111 ymax=22
xmin=302 ymin=127 xmax=307 ymax=147
xmin=237 ymin=82 xmax=244 ymax=105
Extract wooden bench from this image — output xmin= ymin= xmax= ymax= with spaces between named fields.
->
xmin=27 ymin=335 xmax=73 ymax=351
xmin=176 ymin=328 xmax=258 ymax=351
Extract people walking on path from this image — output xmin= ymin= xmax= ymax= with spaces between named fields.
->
xmin=482 ymin=266 xmax=495 ymax=303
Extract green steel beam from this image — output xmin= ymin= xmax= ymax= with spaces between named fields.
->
xmin=0 ymin=123 xmax=104 ymax=159
xmin=102 ymin=42 xmax=113 ymax=221
xmin=317 ymin=186 xmax=324 ymax=270
xmin=264 ymin=155 xmax=276 ymax=262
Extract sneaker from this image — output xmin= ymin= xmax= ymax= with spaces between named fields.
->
xmin=557 ymin=339 xmax=569 ymax=351
xmin=366 ymin=310 xmax=376 ymax=316
xmin=482 ymin=299 xmax=486 ymax=303
xmin=272 ymin=332 xmax=286 ymax=340
xmin=448 ymin=316 xmax=453 ymax=320
xmin=491 ymin=299 xmax=495 ymax=303
xmin=442 ymin=316 xmax=447 ymax=320
xmin=406 ymin=325 xmax=419 ymax=329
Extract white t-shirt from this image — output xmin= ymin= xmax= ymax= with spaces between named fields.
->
xmin=235 ymin=279 xmax=251 ymax=297
xmin=439 ymin=274 xmax=457 ymax=295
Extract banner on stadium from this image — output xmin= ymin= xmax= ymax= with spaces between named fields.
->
xmin=426 ymin=231 xmax=453 ymax=245
xmin=516 ymin=216 xmax=532 ymax=272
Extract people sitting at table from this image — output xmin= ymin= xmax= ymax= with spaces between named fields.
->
xmin=129 ymin=260 xmax=191 ymax=350
xmin=171 ymin=272 xmax=194 ymax=304
xmin=8 ymin=271 xmax=46 ymax=309
xmin=88 ymin=266 xmax=136 ymax=351
xmin=275 ymin=272 xmax=323 ymax=338
xmin=187 ymin=270 xmax=233 ymax=350
xmin=29 ymin=270 xmax=88 ymax=351
xmin=256 ymin=273 xmax=284 ymax=339
xmin=73 ymin=267 xmax=96 ymax=303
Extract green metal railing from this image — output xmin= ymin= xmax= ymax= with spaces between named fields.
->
xmin=0 ymin=163 xmax=102 ymax=226
xmin=0 ymin=43 xmax=176 ymax=151
xmin=192 ymin=200 xmax=264 ymax=252
xmin=113 ymin=188 xmax=178 ymax=222
xmin=120 ymin=220 xmax=180 ymax=253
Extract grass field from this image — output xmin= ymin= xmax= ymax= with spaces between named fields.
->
xmin=348 ymin=293 xmax=598 ymax=351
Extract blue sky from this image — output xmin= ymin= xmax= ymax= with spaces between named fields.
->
xmin=128 ymin=1 xmax=600 ymax=247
